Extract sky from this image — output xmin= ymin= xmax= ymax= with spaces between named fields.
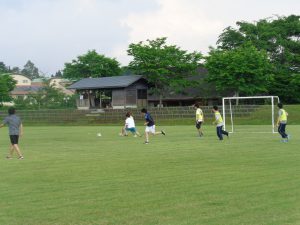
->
xmin=0 ymin=0 xmax=299 ymax=75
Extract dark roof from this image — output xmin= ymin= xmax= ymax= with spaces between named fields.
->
xmin=11 ymin=85 xmax=44 ymax=93
xmin=68 ymin=75 xmax=144 ymax=90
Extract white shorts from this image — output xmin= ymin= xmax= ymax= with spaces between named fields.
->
xmin=145 ymin=125 xmax=156 ymax=134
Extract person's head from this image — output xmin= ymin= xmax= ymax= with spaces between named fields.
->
xmin=125 ymin=112 xmax=131 ymax=118
xmin=8 ymin=107 xmax=16 ymax=115
xmin=277 ymin=103 xmax=283 ymax=109
xmin=141 ymin=108 xmax=147 ymax=114
xmin=212 ymin=105 xmax=218 ymax=112
xmin=194 ymin=103 xmax=200 ymax=109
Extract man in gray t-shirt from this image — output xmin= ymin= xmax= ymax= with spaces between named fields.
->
xmin=0 ymin=107 xmax=24 ymax=159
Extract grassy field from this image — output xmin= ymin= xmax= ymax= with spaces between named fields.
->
xmin=0 ymin=125 xmax=299 ymax=225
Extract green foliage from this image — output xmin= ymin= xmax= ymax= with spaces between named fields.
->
xmin=0 ymin=72 xmax=16 ymax=105
xmin=14 ymin=81 xmax=77 ymax=109
xmin=63 ymin=50 xmax=122 ymax=79
xmin=10 ymin=66 xmax=21 ymax=74
xmin=205 ymin=44 xmax=274 ymax=96
xmin=54 ymin=70 xmax=63 ymax=78
xmin=217 ymin=15 xmax=300 ymax=102
xmin=0 ymin=62 xmax=9 ymax=73
xmin=127 ymin=37 xmax=202 ymax=103
xmin=21 ymin=60 xmax=40 ymax=79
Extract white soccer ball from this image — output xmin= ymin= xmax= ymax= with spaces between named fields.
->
xmin=97 ymin=133 xmax=102 ymax=137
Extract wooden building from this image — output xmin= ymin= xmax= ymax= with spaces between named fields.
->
xmin=68 ymin=75 xmax=148 ymax=109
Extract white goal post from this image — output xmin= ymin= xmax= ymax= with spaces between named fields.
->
xmin=222 ymin=96 xmax=280 ymax=133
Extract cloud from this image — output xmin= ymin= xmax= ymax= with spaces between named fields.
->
xmin=0 ymin=0 xmax=299 ymax=74
xmin=121 ymin=0 xmax=223 ymax=56
xmin=121 ymin=0 xmax=300 ymax=56
xmin=0 ymin=0 xmax=158 ymax=74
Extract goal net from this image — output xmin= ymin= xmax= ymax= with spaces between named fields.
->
xmin=222 ymin=96 xmax=280 ymax=133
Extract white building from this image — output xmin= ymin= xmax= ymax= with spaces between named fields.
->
xmin=50 ymin=78 xmax=74 ymax=96
xmin=11 ymin=74 xmax=32 ymax=86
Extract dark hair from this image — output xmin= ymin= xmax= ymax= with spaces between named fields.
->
xmin=125 ymin=112 xmax=131 ymax=118
xmin=194 ymin=103 xmax=200 ymax=108
xmin=141 ymin=108 xmax=147 ymax=113
xmin=213 ymin=105 xmax=218 ymax=111
xmin=277 ymin=103 xmax=283 ymax=108
xmin=8 ymin=107 xmax=16 ymax=115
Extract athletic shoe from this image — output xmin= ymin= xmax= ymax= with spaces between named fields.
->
xmin=133 ymin=135 xmax=137 ymax=138
xmin=6 ymin=156 xmax=12 ymax=160
xmin=18 ymin=156 xmax=24 ymax=160
xmin=144 ymin=141 xmax=149 ymax=144
xmin=161 ymin=130 xmax=166 ymax=135
xmin=287 ymin=134 xmax=291 ymax=140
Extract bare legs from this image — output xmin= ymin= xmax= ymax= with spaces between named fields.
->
xmin=7 ymin=144 xmax=23 ymax=159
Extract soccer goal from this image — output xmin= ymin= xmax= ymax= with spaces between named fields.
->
xmin=222 ymin=96 xmax=280 ymax=133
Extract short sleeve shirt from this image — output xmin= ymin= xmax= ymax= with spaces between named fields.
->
xmin=196 ymin=108 xmax=203 ymax=121
xmin=125 ymin=116 xmax=135 ymax=128
xmin=2 ymin=115 xmax=22 ymax=135
xmin=278 ymin=109 xmax=287 ymax=124
xmin=215 ymin=113 xmax=224 ymax=127
xmin=145 ymin=113 xmax=155 ymax=127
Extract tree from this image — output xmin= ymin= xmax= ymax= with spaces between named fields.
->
xmin=10 ymin=66 xmax=21 ymax=74
xmin=127 ymin=37 xmax=202 ymax=106
xmin=14 ymin=80 xmax=76 ymax=109
xmin=216 ymin=15 xmax=300 ymax=102
xmin=21 ymin=60 xmax=40 ymax=79
xmin=0 ymin=62 xmax=8 ymax=73
xmin=54 ymin=70 xmax=63 ymax=78
xmin=63 ymin=50 xmax=122 ymax=79
xmin=205 ymin=44 xmax=274 ymax=102
xmin=0 ymin=72 xmax=16 ymax=105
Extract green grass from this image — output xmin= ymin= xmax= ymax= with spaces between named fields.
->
xmin=0 ymin=125 xmax=299 ymax=225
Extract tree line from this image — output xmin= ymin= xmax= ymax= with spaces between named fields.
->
xmin=63 ymin=15 xmax=300 ymax=104
xmin=1 ymin=14 xmax=299 ymax=107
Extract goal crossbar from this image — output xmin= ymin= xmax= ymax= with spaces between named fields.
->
xmin=222 ymin=96 xmax=280 ymax=133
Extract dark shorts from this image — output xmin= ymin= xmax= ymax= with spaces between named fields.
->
xmin=196 ymin=121 xmax=202 ymax=129
xmin=10 ymin=135 xmax=19 ymax=145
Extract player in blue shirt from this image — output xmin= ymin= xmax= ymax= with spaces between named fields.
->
xmin=141 ymin=108 xmax=165 ymax=144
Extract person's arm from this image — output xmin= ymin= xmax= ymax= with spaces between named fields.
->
xmin=144 ymin=115 xmax=149 ymax=126
xmin=276 ymin=110 xmax=281 ymax=126
xmin=0 ymin=118 xmax=7 ymax=128
xmin=19 ymin=123 xmax=23 ymax=137
xmin=276 ymin=117 xmax=280 ymax=126
xmin=212 ymin=114 xmax=218 ymax=125
xmin=196 ymin=110 xmax=200 ymax=122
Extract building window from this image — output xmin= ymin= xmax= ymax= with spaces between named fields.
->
xmin=137 ymin=89 xmax=147 ymax=99
xmin=23 ymin=80 xmax=28 ymax=84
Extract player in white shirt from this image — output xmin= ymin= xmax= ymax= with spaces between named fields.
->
xmin=120 ymin=112 xmax=141 ymax=137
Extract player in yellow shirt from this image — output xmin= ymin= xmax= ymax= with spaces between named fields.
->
xmin=194 ymin=103 xmax=204 ymax=137
xmin=212 ymin=105 xmax=229 ymax=140
xmin=276 ymin=103 xmax=289 ymax=142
